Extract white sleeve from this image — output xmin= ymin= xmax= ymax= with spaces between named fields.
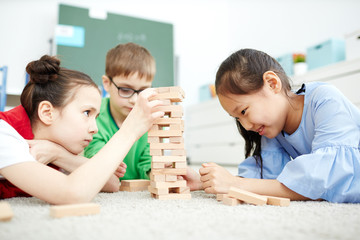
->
xmin=0 ymin=120 xmax=36 ymax=171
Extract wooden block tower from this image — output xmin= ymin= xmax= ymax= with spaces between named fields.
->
xmin=147 ymin=86 xmax=191 ymax=200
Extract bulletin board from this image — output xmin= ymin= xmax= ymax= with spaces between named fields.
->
xmin=56 ymin=4 xmax=174 ymax=87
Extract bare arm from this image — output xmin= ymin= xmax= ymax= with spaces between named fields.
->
xmin=199 ymin=162 xmax=309 ymax=201
xmin=27 ymin=139 xmax=124 ymax=192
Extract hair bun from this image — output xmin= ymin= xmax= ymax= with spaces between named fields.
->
xmin=26 ymin=55 xmax=60 ymax=84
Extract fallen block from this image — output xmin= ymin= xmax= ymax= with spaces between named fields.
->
xmin=228 ymin=187 xmax=267 ymax=206
xmin=119 ymin=179 xmax=150 ymax=192
xmin=265 ymin=196 xmax=291 ymax=207
xmin=0 ymin=201 xmax=13 ymax=221
xmin=50 ymin=203 xmax=100 ymax=218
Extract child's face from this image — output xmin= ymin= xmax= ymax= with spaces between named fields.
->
xmin=105 ymin=73 xmax=152 ymax=123
xmin=218 ymin=85 xmax=288 ymax=139
xmin=49 ymin=86 xmax=101 ymax=154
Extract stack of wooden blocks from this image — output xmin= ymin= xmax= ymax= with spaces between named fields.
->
xmin=147 ymin=86 xmax=191 ymax=200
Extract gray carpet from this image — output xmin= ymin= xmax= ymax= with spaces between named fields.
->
xmin=1 ymin=190 xmax=359 ymax=240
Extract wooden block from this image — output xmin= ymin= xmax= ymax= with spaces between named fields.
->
xmin=0 ymin=202 xmax=13 ymax=221
xmin=265 ymin=196 xmax=290 ymax=207
xmin=149 ymin=92 xmax=184 ymax=102
xmin=169 ymin=124 xmax=184 ymax=131
xmin=154 ymin=118 xmax=182 ymax=125
xmin=120 ymin=180 xmax=150 ymax=191
xmin=151 ymin=193 xmax=191 ymax=200
xmin=151 ymin=162 xmax=166 ymax=169
xmin=169 ymin=136 xmax=184 ymax=143
xmin=169 ymin=111 xmax=183 ymax=118
xmin=175 ymin=162 xmax=187 ymax=169
xmin=148 ymin=185 xmax=169 ymax=195
xmin=171 ymin=149 xmax=186 ymax=156
xmin=150 ymin=143 xmax=185 ymax=150
xmin=149 ymin=149 xmax=163 ymax=156
xmin=151 ymin=179 xmax=187 ymax=188
xmin=151 ymin=168 xmax=187 ymax=175
xmin=157 ymin=105 xmax=183 ymax=113
xmin=156 ymin=87 xmax=170 ymax=93
xmin=148 ymin=130 xmax=183 ymax=137
xmin=216 ymin=194 xmax=227 ymax=201
xmin=170 ymin=186 xmax=190 ymax=194
xmin=149 ymin=172 xmax=166 ymax=181
xmin=152 ymin=156 xmax=187 ymax=163
xmin=228 ymin=187 xmax=267 ymax=206
xmin=50 ymin=203 xmax=100 ymax=218
xmin=165 ymin=174 xmax=178 ymax=182
xmin=222 ymin=196 xmax=241 ymax=206
xmin=148 ymin=136 xmax=160 ymax=143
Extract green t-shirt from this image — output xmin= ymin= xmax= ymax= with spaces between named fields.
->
xmin=84 ymin=98 xmax=151 ymax=180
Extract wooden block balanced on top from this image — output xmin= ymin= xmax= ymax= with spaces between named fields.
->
xmin=147 ymin=86 xmax=191 ymax=200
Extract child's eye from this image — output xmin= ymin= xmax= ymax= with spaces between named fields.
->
xmin=84 ymin=110 xmax=90 ymax=117
xmin=241 ymin=109 xmax=247 ymax=115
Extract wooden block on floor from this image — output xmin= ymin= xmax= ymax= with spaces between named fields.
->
xmin=50 ymin=203 xmax=100 ymax=218
xmin=120 ymin=180 xmax=150 ymax=191
xmin=265 ymin=196 xmax=290 ymax=207
xmin=151 ymin=193 xmax=191 ymax=200
xmin=0 ymin=201 xmax=13 ymax=221
xmin=222 ymin=195 xmax=241 ymax=206
xmin=228 ymin=187 xmax=267 ymax=206
xmin=216 ymin=194 xmax=227 ymax=201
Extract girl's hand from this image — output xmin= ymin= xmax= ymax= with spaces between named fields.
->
xmin=114 ymin=162 xmax=127 ymax=178
xmin=178 ymin=166 xmax=203 ymax=191
xmin=199 ymin=162 xmax=237 ymax=194
xmin=27 ymin=140 xmax=65 ymax=165
xmin=122 ymin=88 xmax=165 ymax=140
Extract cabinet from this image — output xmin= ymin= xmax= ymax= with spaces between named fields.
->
xmin=185 ymin=98 xmax=245 ymax=165
xmin=185 ymin=58 xmax=360 ymax=166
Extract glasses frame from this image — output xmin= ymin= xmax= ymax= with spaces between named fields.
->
xmin=108 ymin=76 xmax=144 ymax=98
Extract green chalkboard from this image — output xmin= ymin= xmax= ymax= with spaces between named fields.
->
xmin=56 ymin=4 xmax=174 ymax=87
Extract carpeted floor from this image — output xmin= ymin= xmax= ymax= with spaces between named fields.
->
xmin=1 ymin=190 xmax=360 ymax=240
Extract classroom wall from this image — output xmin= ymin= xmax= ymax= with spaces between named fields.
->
xmin=1 ymin=0 xmax=360 ymax=107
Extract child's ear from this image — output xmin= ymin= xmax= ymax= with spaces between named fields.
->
xmin=263 ymin=71 xmax=282 ymax=93
xmin=102 ymin=75 xmax=111 ymax=92
xmin=37 ymin=101 xmax=56 ymax=125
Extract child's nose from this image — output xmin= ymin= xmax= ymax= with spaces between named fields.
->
xmin=128 ymin=92 xmax=138 ymax=104
xmin=89 ymin=119 xmax=98 ymax=134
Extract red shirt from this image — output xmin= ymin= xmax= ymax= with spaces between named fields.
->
xmin=0 ymin=106 xmax=34 ymax=198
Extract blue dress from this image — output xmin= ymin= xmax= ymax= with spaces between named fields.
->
xmin=238 ymin=82 xmax=360 ymax=203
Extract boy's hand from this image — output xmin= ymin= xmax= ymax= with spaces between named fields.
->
xmin=27 ymin=139 xmax=65 ymax=165
xmin=114 ymin=162 xmax=127 ymax=178
xmin=199 ymin=162 xmax=236 ymax=194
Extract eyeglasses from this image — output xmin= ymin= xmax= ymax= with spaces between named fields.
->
xmin=108 ymin=76 xmax=145 ymax=98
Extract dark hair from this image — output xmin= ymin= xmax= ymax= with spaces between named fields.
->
xmin=21 ymin=55 xmax=99 ymax=122
xmin=215 ymin=49 xmax=291 ymax=178
xmin=105 ymin=42 xmax=155 ymax=81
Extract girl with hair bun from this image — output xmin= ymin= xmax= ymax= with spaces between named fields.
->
xmin=0 ymin=55 xmax=164 ymax=204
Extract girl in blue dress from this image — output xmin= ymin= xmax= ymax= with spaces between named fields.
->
xmin=191 ymin=48 xmax=360 ymax=203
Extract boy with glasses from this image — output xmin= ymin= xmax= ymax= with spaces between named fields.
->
xmin=84 ymin=43 xmax=156 ymax=190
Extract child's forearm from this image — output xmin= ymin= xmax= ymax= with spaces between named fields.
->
xmin=235 ymin=177 xmax=310 ymax=201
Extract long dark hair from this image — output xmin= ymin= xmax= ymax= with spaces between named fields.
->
xmin=215 ymin=49 xmax=291 ymax=178
xmin=21 ymin=55 xmax=99 ymax=123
